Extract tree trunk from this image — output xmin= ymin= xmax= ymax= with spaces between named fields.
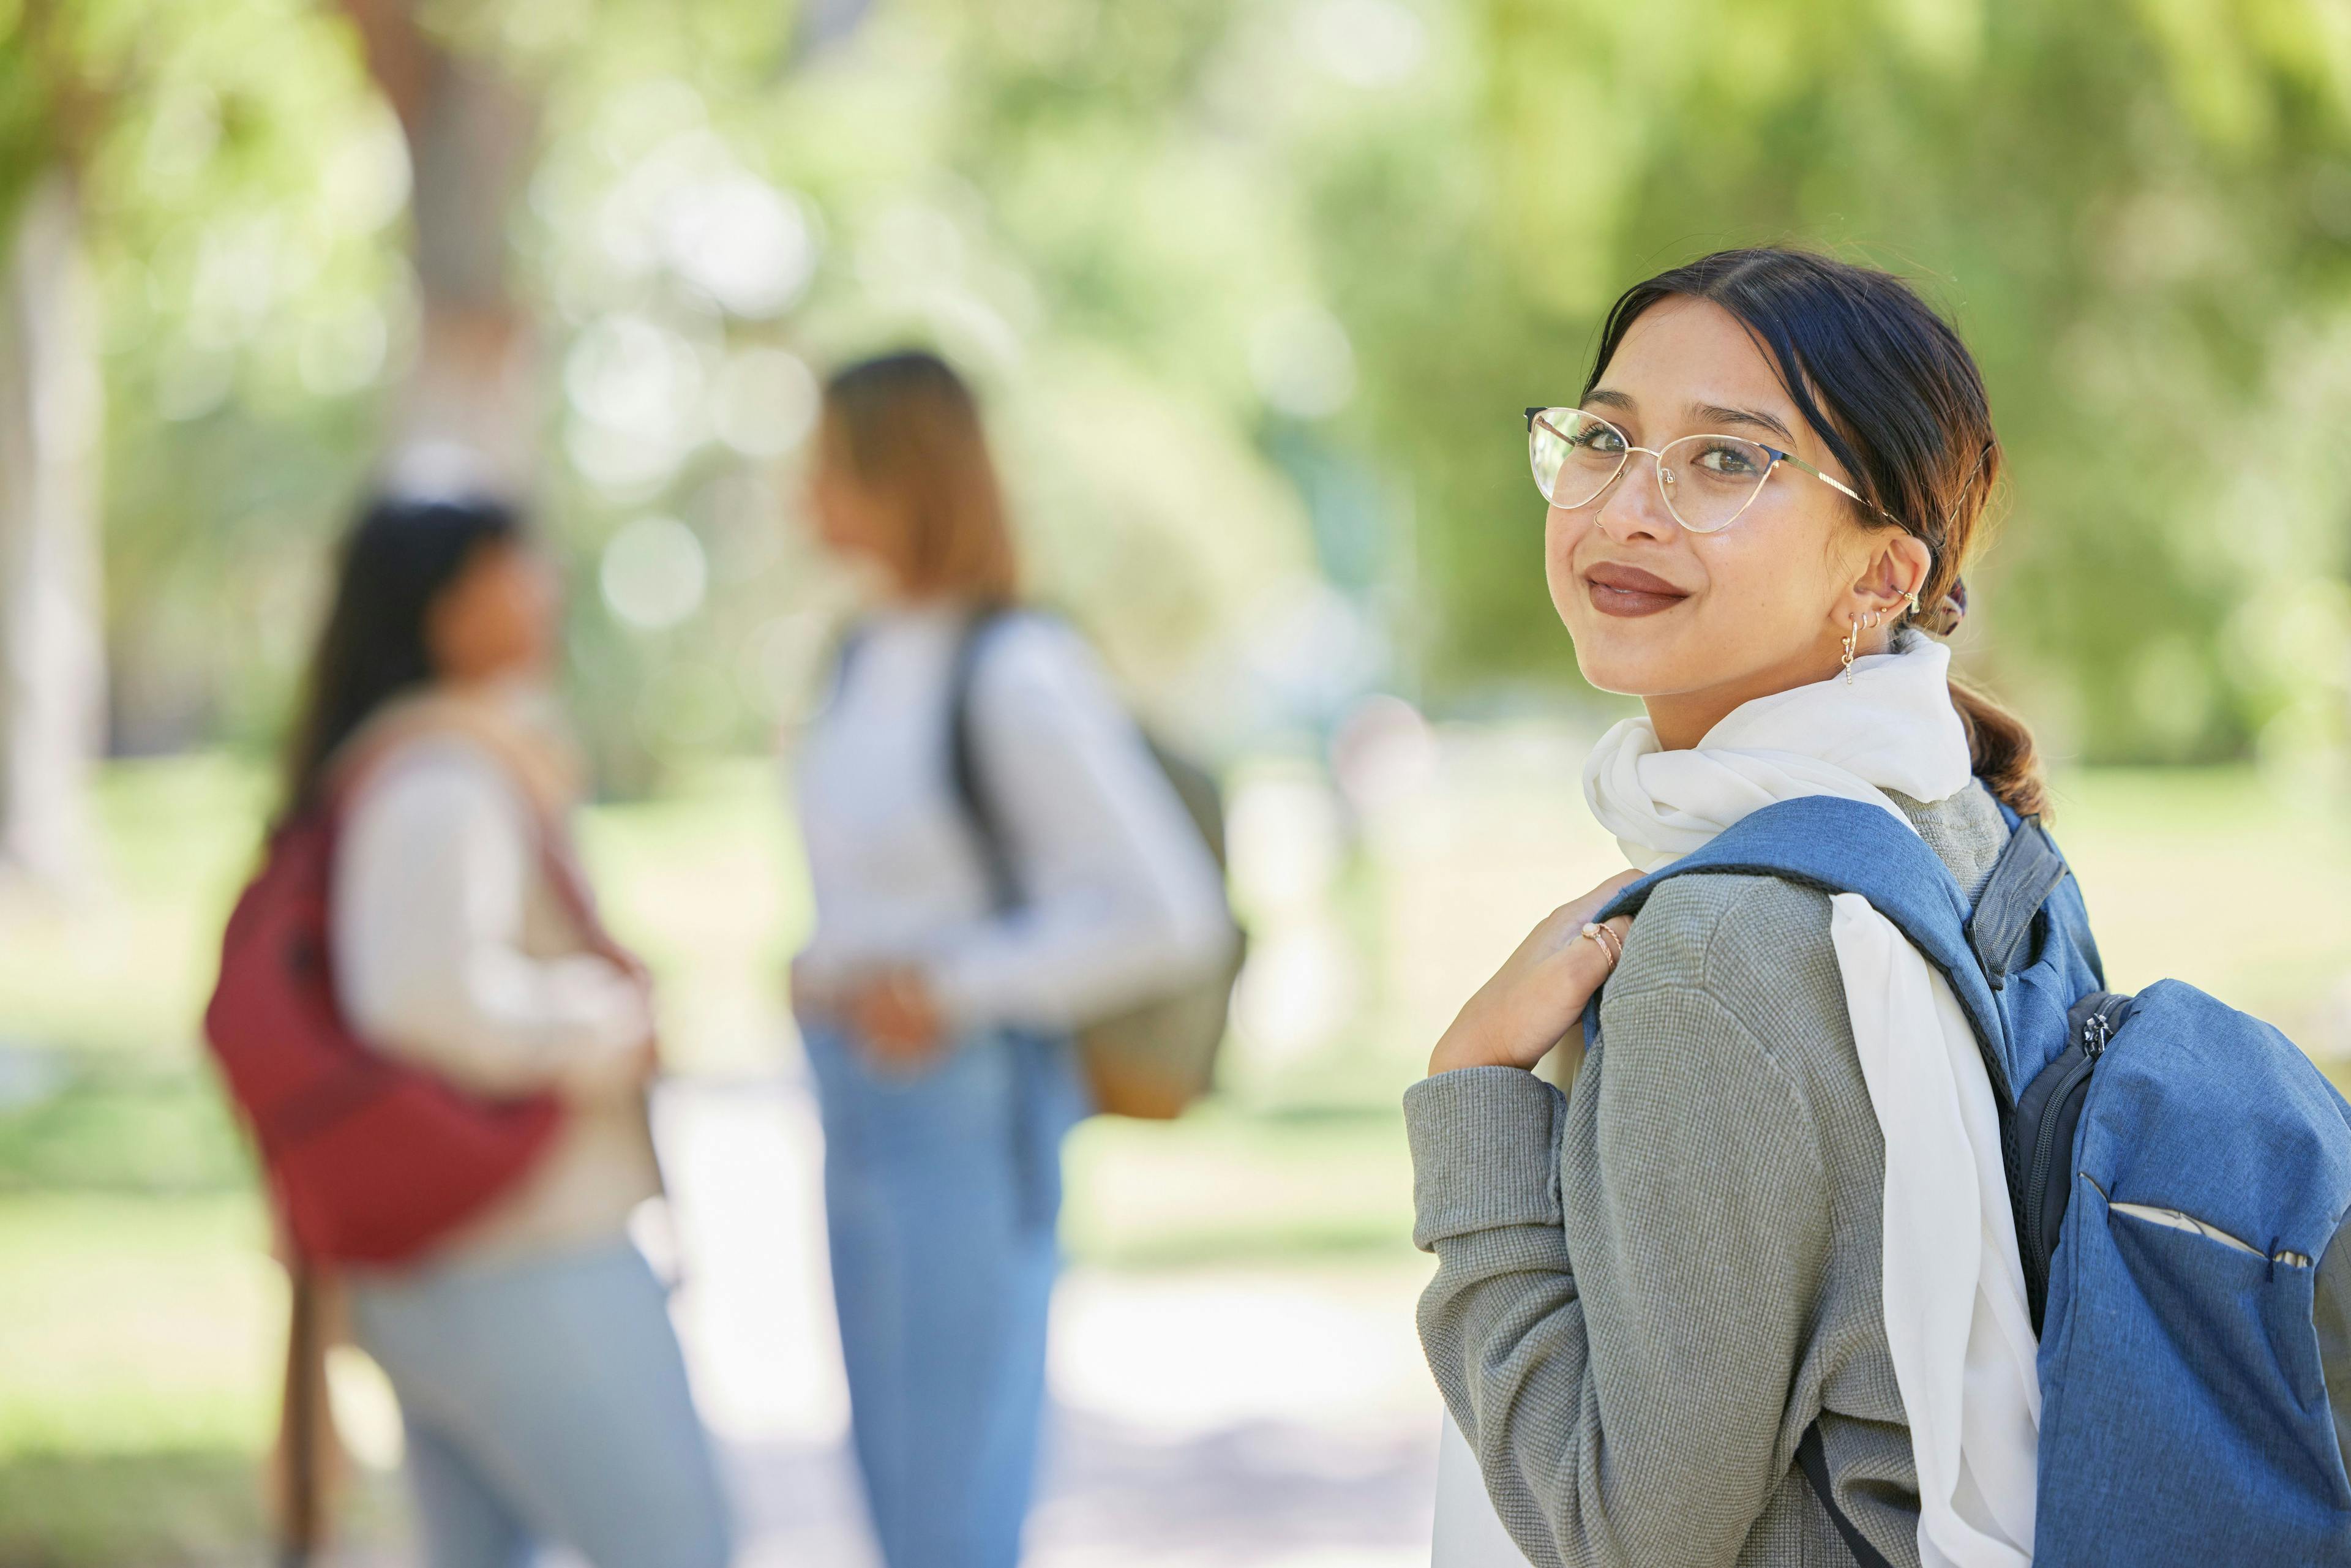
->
xmin=0 ymin=170 xmax=103 ymax=888
xmin=342 ymin=0 xmax=539 ymax=493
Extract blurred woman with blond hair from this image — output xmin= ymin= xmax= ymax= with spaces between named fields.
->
xmin=789 ymin=351 xmax=1234 ymax=1568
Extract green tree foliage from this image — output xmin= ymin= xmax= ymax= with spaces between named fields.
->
xmin=8 ymin=0 xmax=2349 ymax=772
xmin=1326 ymin=0 xmax=2351 ymax=763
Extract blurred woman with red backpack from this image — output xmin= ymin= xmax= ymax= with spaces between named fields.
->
xmin=209 ymin=492 xmax=732 ymax=1568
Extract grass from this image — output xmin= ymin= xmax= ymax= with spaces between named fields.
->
xmin=0 ymin=1451 xmax=269 ymax=1568
xmin=0 ymin=1195 xmax=279 ymax=1457
xmin=2042 ymin=768 xmax=2351 ymax=1044
xmin=0 ymin=1073 xmax=249 ymax=1195
xmin=0 ymin=748 xmax=2346 ymax=1561
xmin=0 ymin=756 xmax=269 ymax=1062
xmin=1064 ymin=1103 xmax=1419 ymax=1271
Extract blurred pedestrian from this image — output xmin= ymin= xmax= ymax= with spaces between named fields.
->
xmin=790 ymin=351 xmax=1234 ymax=1568
xmin=276 ymin=493 xmax=732 ymax=1568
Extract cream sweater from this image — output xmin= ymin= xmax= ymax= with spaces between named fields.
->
xmin=331 ymin=724 xmax=659 ymax=1266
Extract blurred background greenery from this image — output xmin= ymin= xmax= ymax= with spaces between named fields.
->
xmin=3 ymin=0 xmax=2350 ymax=1563
xmin=6 ymin=0 xmax=2350 ymax=776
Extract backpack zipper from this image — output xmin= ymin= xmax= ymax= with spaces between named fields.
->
xmin=2023 ymin=1049 xmax=2099 ymax=1267
xmin=2022 ymin=994 xmax=2132 ymax=1272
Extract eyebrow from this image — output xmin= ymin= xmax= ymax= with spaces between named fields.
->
xmin=1580 ymin=389 xmax=1800 ymax=448
xmin=1692 ymin=402 xmax=1796 ymax=445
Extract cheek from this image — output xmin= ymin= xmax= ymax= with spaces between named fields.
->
xmin=1678 ymin=529 xmax=1837 ymax=662
xmin=1685 ymin=535 xmax=1768 ymax=614
xmin=475 ymin=563 xmax=552 ymax=660
xmin=1543 ymin=506 xmax=1589 ymax=604
xmin=808 ymin=473 xmax=849 ymax=535
xmin=519 ymin=567 xmax=560 ymax=644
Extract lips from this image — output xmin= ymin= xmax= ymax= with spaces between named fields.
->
xmin=1584 ymin=561 xmax=1691 ymax=618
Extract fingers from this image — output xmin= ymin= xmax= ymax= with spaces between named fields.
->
xmin=1575 ymin=917 xmax=1624 ymax=973
xmin=1556 ymin=912 xmax=1633 ymax=986
xmin=1549 ymin=869 xmax=1644 ymax=934
xmin=1595 ymin=915 xmax=1632 ymax=971
xmin=1431 ymin=899 xmax=1630 ymax=1076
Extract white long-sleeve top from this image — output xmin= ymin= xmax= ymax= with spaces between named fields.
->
xmin=793 ymin=606 xmax=1235 ymax=1034
xmin=331 ymin=730 xmax=661 ymax=1263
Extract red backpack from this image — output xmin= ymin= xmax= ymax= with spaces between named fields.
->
xmin=204 ymin=738 xmax=623 ymax=1266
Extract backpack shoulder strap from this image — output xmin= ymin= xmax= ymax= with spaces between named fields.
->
xmin=324 ymin=703 xmax=637 ymax=977
xmin=825 ymin=619 xmax=871 ymax=708
xmin=1962 ymin=812 xmax=2069 ymax=991
xmin=947 ymin=604 xmax=1027 ymax=910
xmin=1796 ymin=1422 xmax=1895 ymax=1568
xmin=1593 ymin=794 xmax=2012 ymax=1101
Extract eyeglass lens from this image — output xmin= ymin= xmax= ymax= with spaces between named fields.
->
xmin=1528 ymin=409 xmax=1776 ymax=534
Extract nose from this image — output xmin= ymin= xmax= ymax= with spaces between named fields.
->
xmin=1592 ymin=448 xmax=1678 ymax=542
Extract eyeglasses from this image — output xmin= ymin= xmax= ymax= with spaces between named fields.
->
xmin=1523 ymin=407 xmax=1878 ymax=535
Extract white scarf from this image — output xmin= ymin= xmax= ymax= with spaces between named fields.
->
xmin=1434 ymin=636 xmax=2039 ymax=1568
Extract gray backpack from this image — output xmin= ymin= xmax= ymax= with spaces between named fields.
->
xmin=947 ymin=606 xmax=1243 ymax=1119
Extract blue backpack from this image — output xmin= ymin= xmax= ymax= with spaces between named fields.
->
xmin=1594 ymin=794 xmax=2351 ymax=1566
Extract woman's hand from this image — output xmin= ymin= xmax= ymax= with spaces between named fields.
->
xmin=844 ymin=964 xmax=949 ymax=1071
xmin=1428 ymin=871 xmax=1642 ymax=1076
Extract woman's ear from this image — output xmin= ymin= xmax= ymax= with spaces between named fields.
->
xmin=1847 ymin=532 xmax=1932 ymax=619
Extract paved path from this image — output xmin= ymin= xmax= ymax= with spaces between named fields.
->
xmin=651 ymin=1077 xmax=1441 ymax=1568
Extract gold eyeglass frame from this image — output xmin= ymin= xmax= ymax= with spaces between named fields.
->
xmin=1524 ymin=406 xmax=1881 ymax=535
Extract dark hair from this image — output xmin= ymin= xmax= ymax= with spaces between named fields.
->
xmin=1587 ymin=247 xmax=2045 ymax=816
xmin=280 ymin=494 xmax=523 ymax=816
xmin=821 ymin=350 xmax=1018 ymax=602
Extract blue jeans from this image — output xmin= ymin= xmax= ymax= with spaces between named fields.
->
xmin=801 ymin=1024 xmax=1084 ymax=1568
xmin=348 ymin=1240 xmax=732 ymax=1568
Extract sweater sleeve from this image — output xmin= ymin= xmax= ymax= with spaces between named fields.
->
xmin=1405 ymin=877 xmax=1837 ymax=1568
xmin=922 ymin=621 xmax=1235 ymax=1033
xmin=331 ymin=740 xmax=651 ymax=1099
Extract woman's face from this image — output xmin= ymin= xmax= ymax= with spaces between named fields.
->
xmin=1545 ymin=296 xmax=1926 ymax=745
xmin=806 ymin=415 xmax=907 ymax=587
xmin=426 ymin=539 xmax=558 ymax=686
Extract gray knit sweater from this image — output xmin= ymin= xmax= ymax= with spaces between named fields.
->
xmin=1406 ymin=782 xmax=2011 ymax=1568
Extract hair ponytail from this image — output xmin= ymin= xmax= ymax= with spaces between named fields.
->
xmin=1588 ymin=248 xmax=2052 ymax=819
xmin=1950 ymin=675 xmax=2049 ymax=819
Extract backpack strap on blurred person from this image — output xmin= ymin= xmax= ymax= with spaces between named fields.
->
xmin=945 ymin=602 xmax=1026 ymax=910
xmin=274 ymin=1256 xmax=342 ymax=1568
xmin=943 ymin=602 xmax=1244 ymax=1120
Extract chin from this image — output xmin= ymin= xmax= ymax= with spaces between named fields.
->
xmin=1559 ymin=609 xmax=1680 ymax=699
xmin=1573 ymin=646 xmax=1667 ymax=698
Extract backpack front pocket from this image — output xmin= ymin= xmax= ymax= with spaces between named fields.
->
xmin=2041 ymin=1175 xmax=2351 ymax=1561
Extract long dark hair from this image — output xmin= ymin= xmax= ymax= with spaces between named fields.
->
xmin=280 ymin=494 xmax=523 ymax=817
xmin=1587 ymin=247 xmax=2045 ymax=817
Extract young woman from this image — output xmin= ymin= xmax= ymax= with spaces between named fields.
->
xmin=1411 ymin=249 xmax=2041 ymax=1568
xmin=789 ymin=351 xmax=1235 ymax=1568
xmin=285 ymin=494 xmax=732 ymax=1568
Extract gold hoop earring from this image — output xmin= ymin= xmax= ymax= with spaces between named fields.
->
xmin=1842 ymin=617 xmax=1861 ymax=685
